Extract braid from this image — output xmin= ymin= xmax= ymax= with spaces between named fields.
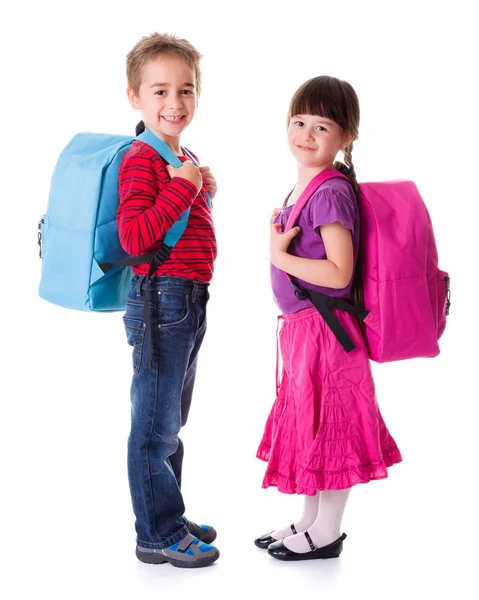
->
xmin=334 ymin=143 xmax=360 ymax=195
xmin=333 ymin=142 xmax=365 ymax=324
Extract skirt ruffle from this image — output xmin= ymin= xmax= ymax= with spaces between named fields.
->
xmin=257 ymin=307 xmax=402 ymax=494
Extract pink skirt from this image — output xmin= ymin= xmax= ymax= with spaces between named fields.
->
xmin=257 ymin=307 xmax=402 ymax=494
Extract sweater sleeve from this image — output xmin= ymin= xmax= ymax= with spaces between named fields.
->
xmin=117 ymin=143 xmax=199 ymax=255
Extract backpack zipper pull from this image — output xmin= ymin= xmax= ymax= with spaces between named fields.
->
xmin=38 ymin=219 xmax=44 ymax=258
xmin=445 ymin=276 xmax=451 ymax=315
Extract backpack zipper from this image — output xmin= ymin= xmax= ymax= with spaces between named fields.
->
xmin=444 ymin=276 xmax=451 ymax=315
xmin=38 ymin=218 xmax=44 ymax=258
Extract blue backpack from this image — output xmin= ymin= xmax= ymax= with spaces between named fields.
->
xmin=38 ymin=128 xmax=209 ymax=311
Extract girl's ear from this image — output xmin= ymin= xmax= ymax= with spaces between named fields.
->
xmin=341 ymin=132 xmax=356 ymax=150
xmin=127 ymin=87 xmax=141 ymax=110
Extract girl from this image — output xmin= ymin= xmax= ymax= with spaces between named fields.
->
xmin=255 ymin=76 xmax=402 ymax=561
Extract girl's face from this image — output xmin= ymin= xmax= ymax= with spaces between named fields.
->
xmin=287 ymin=114 xmax=345 ymax=170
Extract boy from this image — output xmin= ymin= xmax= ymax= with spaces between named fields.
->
xmin=117 ymin=33 xmax=218 ymax=568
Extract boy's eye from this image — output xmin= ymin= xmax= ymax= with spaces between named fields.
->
xmin=155 ymin=90 xmax=193 ymax=96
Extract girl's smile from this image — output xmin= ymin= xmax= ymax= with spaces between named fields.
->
xmin=296 ymin=144 xmax=317 ymax=151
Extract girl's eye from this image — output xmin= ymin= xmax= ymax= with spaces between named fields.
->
xmin=155 ymin=90 xmax=166 ymax=96
xmin=181 ymin=90 xmax=192 ymax=95
xmin=294 ymin=121 xmax=304 ymax=127
xmin=316 ymin=125 xmax=326 ymax=132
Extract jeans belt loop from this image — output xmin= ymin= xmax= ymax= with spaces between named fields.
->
xmin=136 ymin=274 xmax=146 ymax=297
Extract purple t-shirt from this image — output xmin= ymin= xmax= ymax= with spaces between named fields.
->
xmin=270 ymin=177 xmax=359 ymax=314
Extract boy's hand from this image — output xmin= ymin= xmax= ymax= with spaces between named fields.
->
xmin=166 ymin=160 xmax=202 ymax=191
xmin=199 ymin=166 xmax=217 ymax=200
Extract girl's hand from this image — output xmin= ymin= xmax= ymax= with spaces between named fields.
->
xmin=199 ymin=166 xmax=217 ymax=200
xmin=270 ymin=210 xmax=300 ymax=267
xmin=270 ymin=208 xmax=281 ymax=224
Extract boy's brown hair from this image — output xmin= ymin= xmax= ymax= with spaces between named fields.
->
xmin=126 ymin=32 xmax=202 ymax=95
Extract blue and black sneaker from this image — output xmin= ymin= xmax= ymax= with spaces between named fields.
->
xmin=136 ymin=533 xmax=219 ymax=568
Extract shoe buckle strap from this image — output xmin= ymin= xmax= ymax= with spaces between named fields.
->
xmin=304 ymin=531 xmax=316 ymax=552
xmin=177 ymin=532 xmax=196 ymax=552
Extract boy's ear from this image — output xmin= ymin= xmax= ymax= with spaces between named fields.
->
xmin=127 ymin=87 xmax=141 ymax=110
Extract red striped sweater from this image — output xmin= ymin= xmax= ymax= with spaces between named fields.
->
xmin=117 ymin=140 xmax=217 ymax=283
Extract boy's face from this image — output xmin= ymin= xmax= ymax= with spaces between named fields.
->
xmin=128 ymin=56 xmax=198 ymax=150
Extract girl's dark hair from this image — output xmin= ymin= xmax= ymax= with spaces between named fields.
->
xmin=288 ymin=76 xmax=364 ymax=317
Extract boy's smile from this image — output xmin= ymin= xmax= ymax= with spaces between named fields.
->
xmin=162 ymin=116 xmax=185 ymax=122
xmin=127 ymin=56 xmax=199 ymax=154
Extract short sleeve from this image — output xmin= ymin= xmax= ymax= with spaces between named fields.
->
xmin=308 ymin=186 xmax=357 ymax=234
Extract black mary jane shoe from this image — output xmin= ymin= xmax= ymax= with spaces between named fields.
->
xmin=267 ymin=532 xmax=347 ymax=561
xmin=254 ymin=524 xmax=297 ymax=549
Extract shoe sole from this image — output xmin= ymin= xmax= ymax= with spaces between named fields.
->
xmin=268 ymin=551 xmax=341 ymax=561
xmin=254 ymin=540 xmax=272 ymax=549
xmin=136 ymin=547 xmax=220 ymax=568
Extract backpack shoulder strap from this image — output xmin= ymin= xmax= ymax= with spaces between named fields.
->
xmin=285 ymin=168 xmax=350 ymax=232
xmin=282 ymin=168 xmax=366 ymax=354
xmin=137 ymin=131 xmax=212 ymax=211
xmin=104 ymin=131 xmax=190 ymax=271
xmin=135 ymin=130 xmax=190 ymax=248
xmin=182 ymin=147 xmax=212 ymax=210
xmin=136 ymin=129 xmax=183 ymax=167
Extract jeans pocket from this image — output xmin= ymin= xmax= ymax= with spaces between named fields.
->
xmin=158 ymin=290 xmax=191 ymax=328
xmin=123 ymin=302 xmax=146 ymax=374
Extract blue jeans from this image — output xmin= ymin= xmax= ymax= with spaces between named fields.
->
xmin=123 ymin=275 xmax=209 ymax=549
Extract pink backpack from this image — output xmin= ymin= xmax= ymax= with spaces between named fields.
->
xmin=285 ymin=169 xmax=450 ymax=363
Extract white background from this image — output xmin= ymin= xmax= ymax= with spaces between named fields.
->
xmin=1 ymin=0 xmax=478 ymax=598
